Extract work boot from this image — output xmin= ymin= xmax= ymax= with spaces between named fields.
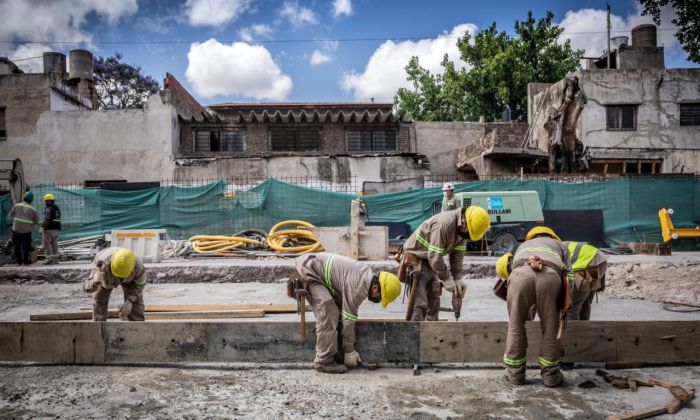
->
xmin=543 ymin=371 xmax=565 ymax=388
xmin=315 ymin=362 xmax=348 ymax=374
xmin=504 ymin=373 xmax=527 ymax=386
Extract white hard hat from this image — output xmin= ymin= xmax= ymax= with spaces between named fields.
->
xmin=442 ymin=182 xmax=455 ymax=191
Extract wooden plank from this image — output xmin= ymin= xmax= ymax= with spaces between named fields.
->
xmin=356 ymin=321 xmax=419 ymax=364
xmin=105 ymin=323 xmax=207 ymax=363
xmin=606 ymin=406 xmax=667 ymax=420
xmin=73 ymin=322 xmax=106 ymax=364
xmin=144 ymin=304 xmax=305 ymax=313
xmin=145 ymin=310 xmax=265 ymax=320
xmin=207 ymin=322 xmax=316 ymax=363
xmin=0 ymin=323 xmax=22 ymax=361
xmin=617 ymin=321 xmax=700 ymax=363
xmin=20 ymin=323 xmax=77 ymax=363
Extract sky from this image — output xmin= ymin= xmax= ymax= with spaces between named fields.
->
xmin=0 ymin=0 xmax=696 ymax=105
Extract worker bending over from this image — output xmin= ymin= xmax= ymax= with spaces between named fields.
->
xmin=564 ymin=241 xmax=607 ymax=320
xmin=84 ymin=247 xmax=147 ymax=321
xmin=499 ymin=227 xmax=572 ymax=387
xmin=9 ymin=191 xmax=39 ymax=265
xmin=402 ymin=206 xmax=490 ymax=321
xmin=294 ymin=252 xmax=401 ymax=374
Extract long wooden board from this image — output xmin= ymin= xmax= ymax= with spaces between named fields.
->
xmin=0 ymin=321 xmax=697 ymax=365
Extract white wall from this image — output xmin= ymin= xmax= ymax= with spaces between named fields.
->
xmin=0 ymin=94 xmax=177 ymax=184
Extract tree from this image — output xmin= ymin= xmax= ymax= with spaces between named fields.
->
xmin=93 ymin=53 xmax=160 ymax=109
xmin=395 ymin=12 xmax=583 ymax=122
xmin=639 ymin=0 xmax=699 ymax=63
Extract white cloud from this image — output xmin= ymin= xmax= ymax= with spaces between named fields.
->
xmin=0 ymin=0 xmax=138 ymax=59
xmin=558 ymin=2 xmax=678 ymax=60
xmin=279 ymin=0 xmax=317 ymax=28
xmin=310 ymin=50 xmax=332 ymax=65
xmin=185 ymin=0 xmax=253 ymax=27
xmin=238 ymin=24 xmax=273 ymax=42
xmin=332 ymin=0 xmax=352 ymax=18
xmin=341 ymin=23 xmax=477 ymax=102
xmin=185 ymin=39 xmax=292 ymax=100
xmin=9 ymin=44 xmax=54 ymax=73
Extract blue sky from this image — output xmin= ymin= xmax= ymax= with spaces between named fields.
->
xmin=1 ymin=0 xmax=696 ymax=105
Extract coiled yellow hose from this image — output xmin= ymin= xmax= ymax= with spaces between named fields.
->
xmin=189 ymin=235 xmax=265 ymax=256
xmin=267 ymin=220 xmax=323 ymax=254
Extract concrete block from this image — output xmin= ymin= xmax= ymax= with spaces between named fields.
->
xmin=105 ymin=322 xmax=207 ymax=363
xmin=207 ymin=322 xmax=316 ymax=363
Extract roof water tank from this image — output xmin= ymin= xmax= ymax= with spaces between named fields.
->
xmin=69 ymin=49 xmax=94 ymax=80
xmin=611 ymin=36 xmax=629 ymax=50
xmin=42 ymin=52 xmax=66 ymax=77
xmin=632 ymin=24 xmax=657 ymax=47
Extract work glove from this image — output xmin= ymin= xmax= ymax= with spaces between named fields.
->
xmin=454 ymin=279 xmax=467 ymax=296
xmin=442 ymin=276 xmax=456 ymax=293
xmin=344 ymin=351 xmax=362 ymax=367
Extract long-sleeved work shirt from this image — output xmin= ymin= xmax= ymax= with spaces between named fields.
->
xmin=402 ymin=209 xmax=467 ymax=282
xmin=90 ymin=247 xmax=146 ymax=290
xmin=9 ymin=201 xmax=38 ymax=234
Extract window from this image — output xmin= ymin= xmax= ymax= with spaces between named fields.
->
xmin=606 ymin=105 xmax=637 ymax=131
xmin=346 ymin=129 xmax=398 ymax=152
xmin=269 ymin=127 xmax=321 ymax=151
xmin=680 ymin=103 xmax=700 ymax=126
xmin=0 ymin=107 xmax=6 ymax=139
xmin=194 ymin=130 xmax=245 ymax=152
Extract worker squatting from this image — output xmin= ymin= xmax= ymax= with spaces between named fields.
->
xmin=25 ymin=184 xmax=605 ymax=388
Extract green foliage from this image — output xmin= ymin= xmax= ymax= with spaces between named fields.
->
xmin=639 ymin=0 xmax=699 ymax=63
xmin=395 ymin=11 xmax=583 ymax=122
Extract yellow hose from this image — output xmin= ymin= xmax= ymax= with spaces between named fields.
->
xmin=188 ymin=220 xmax=323 ymax=256
xmin=267 ymin=220 xmax=323 ymax=255
xmin=189 ymin=234 xmax=266 ymax=256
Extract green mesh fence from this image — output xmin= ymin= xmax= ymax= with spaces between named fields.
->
xmin=1 ymin=177 xmax=699 ymax=248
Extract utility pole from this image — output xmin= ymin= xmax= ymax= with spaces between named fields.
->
xmin=607 ymin=2 xmax=611 ymax=69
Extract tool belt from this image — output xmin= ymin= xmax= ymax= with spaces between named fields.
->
xmin=492 ymin=278 xmax=508 ymax=302
xmin=287 ymin=268 xmax=308 ymax=299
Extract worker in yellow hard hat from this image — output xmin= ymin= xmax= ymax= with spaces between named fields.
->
xmin=503 ymin=226 xmax=572 ymax=388
xmin=41 ymin=193 xmax=61 ymax=265
xmin=401 ymin=205 xmax=490 ymax=321
xmin=293 ymin=252 xmax=401 ymax=374
xmin=84 ymin=247 xmax=147 ymax=321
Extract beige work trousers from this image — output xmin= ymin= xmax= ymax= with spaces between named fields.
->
xmin=92 ymin=282 xmax=145 ymax=322
xmin=42 ymin=229 xmax=60 ymax=261
xmin=308 ymin=282 xmax=341 ymax=367
xmin=504 ymin=265 xmax=563 ymax=386
xmin=409 ymin=262 xmax=441 ymax=321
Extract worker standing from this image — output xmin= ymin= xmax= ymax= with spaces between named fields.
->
xmin=402 ymin=206 xmax=490 ymax=321
xmin=41 ymin=193 xmax=61 ymax=265
xmin=502 ymin=227 xmax=572 ymax=387
xmin=83 ymin=247 xmax=147 ymax=321
xmin=441 ymin=182 xmax=458 ymax=211
xmin=9 ymin=191 xmax=39 ymax=266
xmin=564 ymin=241 xmax=607 ymax=320
xmin=293 ymin=252 xmax=401 ymax=374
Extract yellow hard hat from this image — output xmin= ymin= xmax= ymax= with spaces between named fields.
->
xmin=111 ymin=248 xmax=136 ymax=278
xmin=43 ymin=193 xmax=56 ymax=201
xmin=525 ymin=226 xmax=561 ymax=241
xmin=496 ymin=253 xmax=513 ymax=280
xmin=379 ymin=271 xmax=401 ymax=308
xmin=465 ymin=206 xmax=490 ymax=241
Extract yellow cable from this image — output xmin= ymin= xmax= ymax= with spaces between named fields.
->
xmin=189 ymin=234 xmax=265 ymax=256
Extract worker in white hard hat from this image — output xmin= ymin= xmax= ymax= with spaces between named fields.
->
xmin=84 ymin=247 xmax=147 ymax=321
xmin=441 ymin=182 xmax=457 ymax=212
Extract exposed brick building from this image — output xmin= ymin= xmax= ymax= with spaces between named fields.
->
xmin=177 ymin=102 xmax=412 ymax=158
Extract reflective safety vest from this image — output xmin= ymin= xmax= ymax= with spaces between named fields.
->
xmin=565 ymin=241 xmax=598 ymax=272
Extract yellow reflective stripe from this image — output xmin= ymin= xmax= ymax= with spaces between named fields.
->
xmin=341 ymin=311 xmax=358 ymax=321
xmin=567 ymin=273 xmax=575 ymax=282
xmin=514 ymin=247 xmax=562 ymax=261
xmin=414 ymin=230 xmax=446 ymax=255
xmin=13 ymin=216 xmax=35 ymax=225
xmin=134 ymin=277 xmax=147 ymax=287
xmin=323 ymin=255 xmax=336 ymax=296
xmin=16 ymin=203 xmax=36 ymax=211
xmin=454 ymin=245 xmax=467 ymax=251
xmin=538 ymin=356 xmax=561 ymax=367
xmin=503 ymin=355 xmax=527 ymax=366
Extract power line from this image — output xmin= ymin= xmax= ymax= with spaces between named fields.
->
xmin=0 ymin=28 xmax=680 ymax=46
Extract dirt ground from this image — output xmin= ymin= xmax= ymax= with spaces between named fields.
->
xmin=0 ymin=365 xmax=697 ymax=419
xmin=605 ymin=260 xmax=700 ymax=306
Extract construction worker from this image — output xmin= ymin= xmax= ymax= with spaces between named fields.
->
xmin=41 ymin=193 xmax=61 ymax=265
xmin=84 ymin=247 xmax=147 ymax=321
xmin=402 ymin=206 xmax=490 ymax=321
xmin=502 ymin=226 xmax=572 ymax=387
xmin=294 ymin=252 xmax=401 ymax=374
xmin=564 ymin=241 xmax=608 ymax=321
xmin=9 ymin=191 xmax=39 ymax=265
xmin=441 ymin=182 xmax=458 ymax=211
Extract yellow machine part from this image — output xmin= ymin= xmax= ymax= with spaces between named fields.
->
xmin=658 ymin=208 xmax=700 ymax=242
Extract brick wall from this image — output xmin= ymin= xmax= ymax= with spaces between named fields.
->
xmin=178 ymin=120 xmax=413 ymax=158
